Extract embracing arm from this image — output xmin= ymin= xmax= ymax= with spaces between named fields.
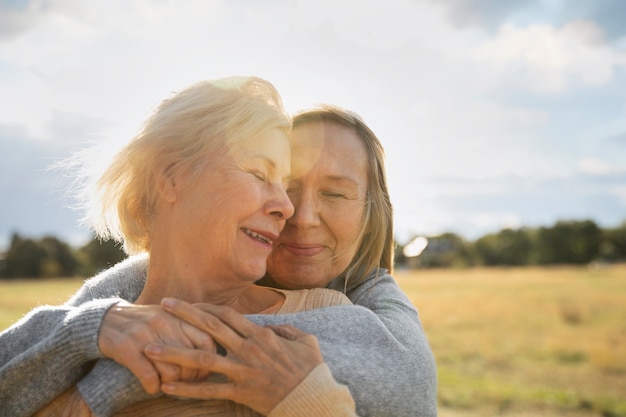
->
xmin=74 ymin=269 xmax=436 ymax=417
xmin=250 ymin=304 xmax=436 ymax=417
xmin=345 ymin=270 xmax=438 ymax=415
xmin=0 ymin=293 xmax=120 ymax=417
xmin=252 ymin=270 xmax=438 ymax=417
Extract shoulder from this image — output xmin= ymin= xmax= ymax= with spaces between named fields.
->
xmin=79 ymin=253 xmax=149 ymax=301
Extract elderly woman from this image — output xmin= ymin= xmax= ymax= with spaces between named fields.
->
xmin=0 ymin=77 xmax=358 ymax=417
xmin=1 ymin=103 xmax=438 ymax=416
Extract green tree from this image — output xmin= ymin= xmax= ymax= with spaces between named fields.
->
xmin=3 ymin=234 xmax=47 ymax=278
xmin=77 ymin=237 xmax=127 ymax=276
xmin=535 ymin=220 xmax=602 ymax=265
xmin=473 ymin=228 xmax=532 ymax=266
xmin=39 ymin=236 xmax=79 ymax=277
xmin=2 ymin=233 xmax=79 ymax=279
xmin=600 ymin=221 xmax=626 ymax=261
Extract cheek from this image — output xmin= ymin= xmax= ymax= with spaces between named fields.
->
xmin=334 ymin=207 xmax=366 ymax=245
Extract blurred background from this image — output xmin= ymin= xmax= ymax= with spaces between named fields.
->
xmin=1 ymin=0 xmax=625 ymax=251
xmin=1 ymin=1 xmax=625 ymax=416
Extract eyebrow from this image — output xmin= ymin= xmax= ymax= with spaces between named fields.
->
xmin=324 ymin=175 xmax=361 ymax=186
xmin=251 ymin=154 xmax=292 ymax=182
xmin=250 ymin=154 xmax=277 ymax=167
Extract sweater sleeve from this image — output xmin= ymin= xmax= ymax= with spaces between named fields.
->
xmin=249 ymin=270 xmax=438 ymax=417
xmin=13 ymin=262 xmax=436 ymax=417
xmin=0 ymin=255 xmax=148 ymax=417
xmin=0 ymin=295 xmax=119 ymax=417
xmin=344 ymin=271 xmax=438 ymax=416
xmin=268 ymin=363 xmax=357 ymax=417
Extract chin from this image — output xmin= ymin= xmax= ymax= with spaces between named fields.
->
xmin=244 ymin=266 xmax=267 ymax=282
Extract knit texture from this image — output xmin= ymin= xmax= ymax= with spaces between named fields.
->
xmin=0 ymin=254 xmax=437 ymax=417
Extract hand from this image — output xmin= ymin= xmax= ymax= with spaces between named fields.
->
xmin=99 ymin=301 xmax=216 ymax=394
xmin=146 ymin=298 xmax=324 ymax=415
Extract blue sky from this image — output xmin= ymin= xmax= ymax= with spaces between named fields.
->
xmin=1 ymin=0 xmax=625 ymax=250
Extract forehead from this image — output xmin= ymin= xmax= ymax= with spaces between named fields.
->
xmin=290 ymin=121 xmax=368 ymax=183
xmin=230 ymin=128 xmax=291 ymax=171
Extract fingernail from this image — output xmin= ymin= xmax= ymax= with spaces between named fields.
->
xmin=162 ymin=383 xmax=175 ymax=392
xmin=162 ymin=298 xmax=176 ymax=308
xmin=145 ymin=344 xmax=162 ymax=355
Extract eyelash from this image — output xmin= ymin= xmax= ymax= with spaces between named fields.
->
xmin=287 ymin=188 xmax=346 ymax=200
xmin=252 ymin=171 xmax=266 ymax=182
xmin=322 ymin=191 xmax=346 ymax=199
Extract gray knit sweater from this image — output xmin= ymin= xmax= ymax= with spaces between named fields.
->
xmin=0 ymin=255 xmax=437 ymax=417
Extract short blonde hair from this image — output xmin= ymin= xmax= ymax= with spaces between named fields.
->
xmin=84 ymin=76 xmax=290 ymax=254
xmin=292 ymin=105 xmax=394 ymax=286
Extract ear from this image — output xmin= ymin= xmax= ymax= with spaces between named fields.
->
xmin=158 ymin=171 xmax=178 ymax=204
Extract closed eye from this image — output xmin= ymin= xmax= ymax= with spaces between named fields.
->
xmin=321 ymin=191 xmax=346 ymax=199
xmin=251 ymin=171 xmax=266 ymax=182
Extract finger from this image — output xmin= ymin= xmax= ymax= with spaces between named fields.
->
xmin=147 ymin=344 xmax=213 ymax=382
xmin=157 ymin=362 xmax=201 ymax=383
xmin=180 ymin=320 xmax=216 ymax=351
xmin=113 ymin=349 xmax=162 ymax=394
xmin=161 ymin=299 xmax=249 ymax=353
xmin=146 ymin=344 xmax=217 ymax=369
xmin=192 ymin=303 xmax=260 ymax=339
xmin=152 ymin=360 xmax=182 ymax=384
xmin=145 ymin=344 xmax=244 ymax=378
xmin=266 ymin=324 xmax=307 ymax=341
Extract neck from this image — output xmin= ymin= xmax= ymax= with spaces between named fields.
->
xmin=135 ymin=254 xmax=284 ymax=314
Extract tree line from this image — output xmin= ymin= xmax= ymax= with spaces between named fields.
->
xmin=0 ymin=233 xmax=127 ymax=279
xmin=1 ymin=218 xmax=625 ymax=279
xmin=395 ymin=219 xmax=626 ymax=268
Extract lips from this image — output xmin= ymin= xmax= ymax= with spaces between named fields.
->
xmin=280 ymin=243 xmax=325 ymax=257
xmin=242 ymin=228 xmax=278 ymax=246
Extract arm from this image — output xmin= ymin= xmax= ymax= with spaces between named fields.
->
xmin=268 ymin=363 xmax=357 ymax=417
xmin=143 ymin=273 xmax=435 ymax=417
xmin=250 ymin=305 xmax=436 ymax=417
xmin=0 ymin=294 xmax=121 ymax=417
xmin=0 ymin=255 xmax=148 ymax=417
xmin=345 ymin=270 xmax=438 ymax=416
xmin=74 ymin=269 xmax=436 ymax=417
xmin=250 ymin=270 xmax=438 ymax=417
xmin=146 ymin=300 xmax=359 ymax=417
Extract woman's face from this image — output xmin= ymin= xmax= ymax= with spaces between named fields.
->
xmin=267 ymin=121 xmax=369 ymax=289
xmin=161 ymin=128 xmax=293 ymax=285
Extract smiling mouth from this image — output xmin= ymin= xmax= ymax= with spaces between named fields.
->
xmin=242 ymin=228 xmax=273 ymax=245
xmin=282 ymin=243 xmax=324 ymax=256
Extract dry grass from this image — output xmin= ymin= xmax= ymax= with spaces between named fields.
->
xmin=0 ymin=278 xmax=84 ymax=330
xmin=1 ymin=265 xmax=625 ymax=416
xmin=395 ymin=264 xmax=626 ymax=417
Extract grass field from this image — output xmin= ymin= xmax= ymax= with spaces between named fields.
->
xmin=2 ymin=265 xmax=625 ymax=416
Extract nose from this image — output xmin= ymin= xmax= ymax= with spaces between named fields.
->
xmin=268 ymin=183 xmax=295 ymax=220
xmin=287 ymin=189 xmax=320 ymax=229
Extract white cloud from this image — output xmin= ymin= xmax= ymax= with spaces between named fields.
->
xmin=1 ymin=0 xmax=625 ymax=245
xmin=472 ymin=20 xmax=625 ymax=93
xmin=577 ymin=158 xmax=626 ymax=175
xmin=578 ymin=158 xmax=611 ymax=175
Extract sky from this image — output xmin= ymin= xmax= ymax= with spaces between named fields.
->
xmin=1 ymin=0 xmax=625 ymax=251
